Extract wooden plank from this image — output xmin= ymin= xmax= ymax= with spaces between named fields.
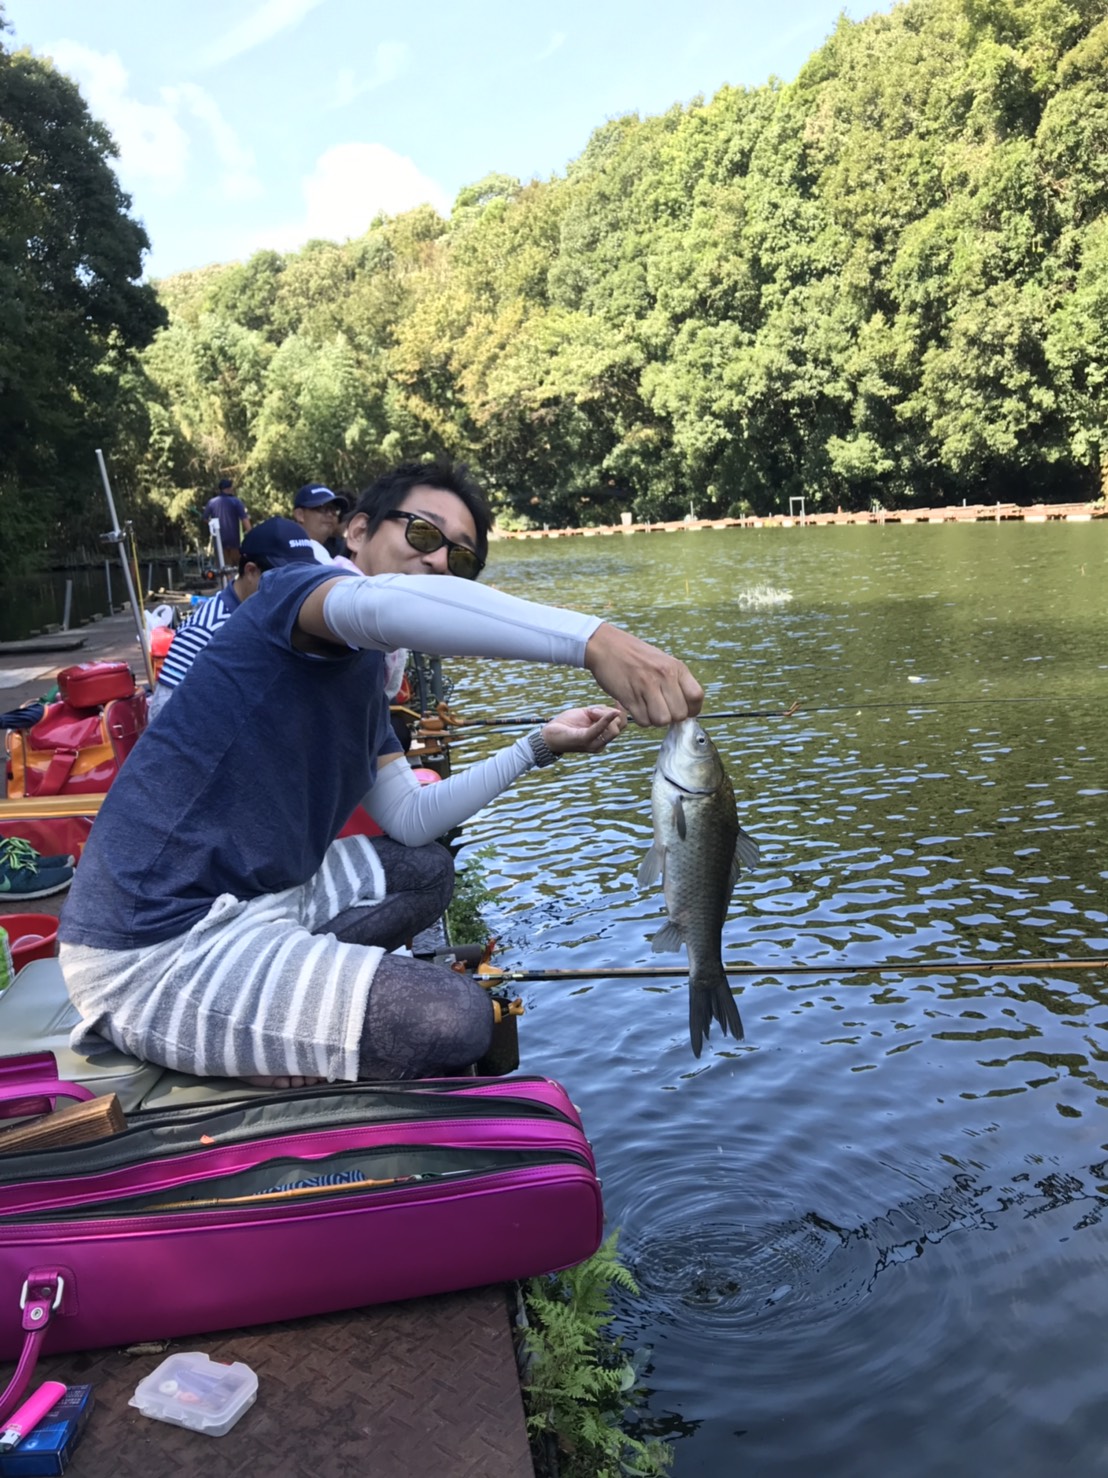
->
xmin=0 ymin=635 xmax=87 ymax=655
xmin=0 ymin=1093 xmax=127 ymax=1150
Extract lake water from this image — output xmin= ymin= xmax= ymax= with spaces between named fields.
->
xmin=446 ymin=522 xmax=1108 ymax=1477
xmin=0 ymin=559 xmax=196 ymax=643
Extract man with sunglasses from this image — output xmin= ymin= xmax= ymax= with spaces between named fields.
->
xmin=59 ymin=462 xmax=704 ymax=1090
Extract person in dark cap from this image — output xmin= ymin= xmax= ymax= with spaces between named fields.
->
xmin=148 ymin=517 xmax=323 ymax=721
xmin=292 ymin=483 xmax=350 ymax=557
xmin=203 ymin=477 xmax=251 ymax=568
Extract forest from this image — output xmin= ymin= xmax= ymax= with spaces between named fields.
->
xmin=2 ymin=0 xmax=1107 ymax=572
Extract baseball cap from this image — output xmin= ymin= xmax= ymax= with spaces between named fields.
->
xmin=241 ymin=517 xmax=325 ymax=568
xmin=294 ymin=483 xmax=350 ymax=515
xmin=218 ymin=477 xmax=233 ymax=490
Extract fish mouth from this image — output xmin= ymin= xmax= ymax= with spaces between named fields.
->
xmin=658 ymin=767 xmax=717 ymax=796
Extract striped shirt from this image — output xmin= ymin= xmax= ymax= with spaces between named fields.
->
xmin=156 ymin=585 xmax=241 ymax=693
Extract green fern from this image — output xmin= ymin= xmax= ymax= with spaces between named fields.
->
xmin=521 ymin=1231 xmax=673 ymax=1478
xmin=445 ymin=845 xmax=497 ymax=946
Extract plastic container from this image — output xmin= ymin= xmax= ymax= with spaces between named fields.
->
xmin=129 ymin=1352 xmax=258 ymax=1437
xmin=3 ymin=914 xmax=59 ymax=971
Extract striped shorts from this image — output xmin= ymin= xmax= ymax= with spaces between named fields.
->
xmin=62 ymin=835 xmax=388 ymax=1082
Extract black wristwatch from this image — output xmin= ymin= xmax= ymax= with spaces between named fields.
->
xmin=527 ymin=730 xmax=559 ymax=767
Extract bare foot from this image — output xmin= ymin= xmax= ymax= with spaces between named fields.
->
xmin=242 ymin=1074 xmax=327 ymax=1089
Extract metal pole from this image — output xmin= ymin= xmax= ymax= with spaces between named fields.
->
xmin=103 ymin=559 xmax=114 ymax=616
xmin=412 ymin=653 xmax=430 ymax=714
xmin=209 ymin=519 xmax=229 ymax=590
xmin=95 ymin=449 xmax=156 ymax=689
xmin=61 ymin=579 xmax=73 ymax=632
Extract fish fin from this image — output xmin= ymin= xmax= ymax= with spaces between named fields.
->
xmin=650 ymin=921 xmax=684 ymax=954
xmin=637 ymin=843 xmax=663 ymax=889
xmin=672 ymin=796 xmax=687 ymax=841
xmin=688 ymin=970 xmax=745 ymax=1057
xmin=735 ymin=826 xmax=761 ymax=871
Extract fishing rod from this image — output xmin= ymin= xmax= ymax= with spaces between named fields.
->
xmin=450 ymin=703 xmax=800 ymax=731
xmin=445 ymin=693 xmax=1090 ymax=732
xmin=474 ymin=955 xmax=1108 ymax=982
xmin=95 ymin=449 xmax=156 ymax=689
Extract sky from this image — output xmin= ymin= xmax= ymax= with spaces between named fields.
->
xmin=4 ymin=0 xmax=873 ymax=281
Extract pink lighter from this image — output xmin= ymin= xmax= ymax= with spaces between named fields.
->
xmin=0 ymin=1381 xmax=68 ymax=1453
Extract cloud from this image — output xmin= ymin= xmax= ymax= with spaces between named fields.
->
xmin=43 ymin=40 xmax=190 ymax=193
xmin=43 ymin=42 xmax=262 ymax=205
xmin=243 ymin=141 xmax=451 ymax=255
xmin=203 ymin=0 xmax=327 ymax=68
xmin=536 ymin=31 xmax=567 ymax=61
xmin=333 ymin=42 xmax=410 ymax=107
xmin=162 ymin=84 xmax=263 ymax=201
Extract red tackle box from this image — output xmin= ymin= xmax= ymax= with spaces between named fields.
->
xmin=57 ymin=662 xmax=136 ymax=708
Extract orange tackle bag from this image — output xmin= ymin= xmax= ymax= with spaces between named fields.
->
xmin=5 ymin=693 xmax=147 ymax=800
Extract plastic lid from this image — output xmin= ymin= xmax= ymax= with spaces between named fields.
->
xmin=129 ymin=1351 xmax=258 ymax=1437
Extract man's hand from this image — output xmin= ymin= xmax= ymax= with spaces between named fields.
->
xmin=542 ymin=706 xmax=627 ymax=756
xmin=583 ymin=624 xmax=703 ymax=727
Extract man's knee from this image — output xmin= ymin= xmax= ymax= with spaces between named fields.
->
xmin=411 ymin=841 xmax=454 ymax=912
xmin=430 ymin=842 xmax=454 ymax=905
xmin=359 ymin=956 xmax=493 ymax=1077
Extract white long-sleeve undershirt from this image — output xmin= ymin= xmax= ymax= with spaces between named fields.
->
xmin=321 ymin=572 xmax=602 ymax=666
xmin=363 ymin=735 xmax=537 ymax=847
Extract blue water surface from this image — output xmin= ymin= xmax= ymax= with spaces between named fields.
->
xmin=450 ymin=521 xmax=1108 ymax=1478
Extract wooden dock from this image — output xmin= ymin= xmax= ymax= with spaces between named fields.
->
xmin=491 ymin=498 xmax=1107 ymax=541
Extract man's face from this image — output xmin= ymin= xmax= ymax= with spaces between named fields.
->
xmin=294 ymin=502 xmax=343 ymax=544
xmin=346 ymin=486 xmax=480 ymax=578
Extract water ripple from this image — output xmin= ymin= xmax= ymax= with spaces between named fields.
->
xmin=452 ymin=524 xmax=1108 ymax=1477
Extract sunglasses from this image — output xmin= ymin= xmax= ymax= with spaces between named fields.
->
xmin=382 ymin=511 xmax=484 ymax=580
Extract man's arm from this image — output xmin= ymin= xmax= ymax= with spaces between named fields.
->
xmin=366 ymin=708 xmax=625 ymax=847
xmin=296 ymin=573 xmax=702 ymax=726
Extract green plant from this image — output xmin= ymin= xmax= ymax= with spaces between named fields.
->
xmin=444 ymin=845 xmax=497 ymax=946
xmin=520 ymin=1231 xmax=674 ymax=1478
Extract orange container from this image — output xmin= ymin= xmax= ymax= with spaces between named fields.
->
xmin=2 ymin=912 xmax=60 ymax=971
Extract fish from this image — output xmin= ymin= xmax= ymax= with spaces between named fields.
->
xmin=637 ymin=719 xmax=760 ymax=1057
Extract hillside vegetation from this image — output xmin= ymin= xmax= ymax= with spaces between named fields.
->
xmin=4 ymin=0 xmax=1108 ymax=564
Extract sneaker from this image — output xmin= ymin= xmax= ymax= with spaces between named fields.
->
xmin=0 ymin=837 xmax=74 ymax=900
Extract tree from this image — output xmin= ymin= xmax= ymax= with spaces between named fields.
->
xmin=0 ymin=16 xmax=164 ymax=570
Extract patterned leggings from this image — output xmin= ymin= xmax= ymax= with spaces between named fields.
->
xmin=319 ymin=837 xmax=493 ymax=1079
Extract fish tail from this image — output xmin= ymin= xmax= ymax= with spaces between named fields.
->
xmin=688 ymin=968 xmax=744 ymax=1057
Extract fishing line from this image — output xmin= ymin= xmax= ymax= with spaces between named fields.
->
xmin=478 ymin=955 xmax=1108 ymax=982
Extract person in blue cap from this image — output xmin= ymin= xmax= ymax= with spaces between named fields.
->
xmin=292 ymin=483 xmax=350 ymax=557
xmin=148 ymin=518 xmax=322 ymax=721
xmin=203 ymin=477 xmax=251 ymax=568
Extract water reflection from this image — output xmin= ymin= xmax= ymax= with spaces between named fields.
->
xmin=458 ymin=523 xmax=1107 ymax=1476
